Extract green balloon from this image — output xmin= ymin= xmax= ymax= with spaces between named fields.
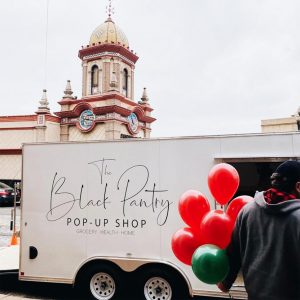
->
xmin=192 ymin=244 xmax=229 ymax=284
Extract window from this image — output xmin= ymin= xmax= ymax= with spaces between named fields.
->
xmin=91 ymin=65 xmax=99 ymax=94
xmin=122 ymin=68 xmax=128 ymax=97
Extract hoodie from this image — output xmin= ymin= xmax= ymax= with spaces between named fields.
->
xmin=222 ymin=191 xmax=300 ymax=300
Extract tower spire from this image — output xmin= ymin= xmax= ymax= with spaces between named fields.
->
xmin=63 ymin=80 xmax=75 ymax=99
xmin=37 ymin=89 xmax=50 ymax=114
xmin=139 ymin=87 xmax=150 ymax=105
xmin=106 ymin=0 xmax=114 ymax=20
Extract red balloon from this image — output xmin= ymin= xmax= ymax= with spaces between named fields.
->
xmin=226 ymin=195 xmax=253 ymax=222
xmin=172 ymin=227 xmax=204 ymax=265
xmin=208 ymin=163 xmax=240 ymax=205
xmin=200 ymin=210 xmax=234 ymax=249
xmin=179 ymin=190 xmax=210 ymax=228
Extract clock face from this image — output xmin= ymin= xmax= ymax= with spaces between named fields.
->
xmin=128 ymin=112 xmax=139 ymax=133
xmin=79 ymin=109 xmax=95 ymax=131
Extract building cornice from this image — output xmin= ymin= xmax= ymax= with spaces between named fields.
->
xmin=0 ymin=114 xmax=60 ymax=124
xmin=0 ymin=149 xmax=22 ymax=155
xmin=0 ymin=115 xmax=37 ymax=122
xmin=45 ymin=115 xmax=61 ymax=123
xmin=79 ymin=43 xmax=139 ymax=64
xmin=59 ymin=92 xmax=140 ymax=107
xmin=55 ymin=103 xmax=155 ymax=124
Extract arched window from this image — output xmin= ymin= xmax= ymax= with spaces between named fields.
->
xmin=122 ymin=68 xmax=128 ymax=97
xmin=91 ymin=65 xmax=99 ymax=94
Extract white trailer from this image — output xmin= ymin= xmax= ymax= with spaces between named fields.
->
xmin=18 ymin=132 xmax=300 ymax=300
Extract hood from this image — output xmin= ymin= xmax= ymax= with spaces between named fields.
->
xmin=255 ymin=191 xmax=300 ymax=215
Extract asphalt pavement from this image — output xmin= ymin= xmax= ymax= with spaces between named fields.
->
xmin=0 ymin=274 xmax=81 ymax=299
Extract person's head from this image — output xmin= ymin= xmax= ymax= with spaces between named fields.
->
xmin=270 ymin=160 xmax=300 ymax=197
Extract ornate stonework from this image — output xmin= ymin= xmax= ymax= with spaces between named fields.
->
xmin=0 ymin=13 xmax=156 ymax=180
xmin=56 ymin=16 xmax=155 ymax=141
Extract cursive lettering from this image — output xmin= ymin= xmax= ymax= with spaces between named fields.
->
xmin=47 ymin=173 xmax=109 ymax=221
xmin=117 ymin=166 xmax=172 ymax=226
xmin=88 ymin=158 xmax=115 ymax=184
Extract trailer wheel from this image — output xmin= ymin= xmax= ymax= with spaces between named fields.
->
xmin=144 ymin=276 xmax=172 ymax=300
xmin=137 ymin=266 xmax=189 ymax=300
xmin=79 ymin=263 xmax=123 ymax=300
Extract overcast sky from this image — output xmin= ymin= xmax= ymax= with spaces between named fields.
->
xmin=1 ymin=0 xmax=300 ymax=137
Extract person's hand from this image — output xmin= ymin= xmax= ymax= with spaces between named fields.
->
xmin=217 ymin=282 xmax=229 ymax=293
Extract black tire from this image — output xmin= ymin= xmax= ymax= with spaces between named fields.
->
xmin=136 ymin=266 xmax=190 ymax=300
xmin=77 ymin=263 xmax=124 ymax=300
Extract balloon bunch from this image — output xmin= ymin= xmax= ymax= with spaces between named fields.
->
xmin=171 ymin=163 xmax=253 ymax=284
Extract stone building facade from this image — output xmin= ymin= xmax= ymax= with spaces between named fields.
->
xmin=0 ymin=16 xmax=155 ymax=181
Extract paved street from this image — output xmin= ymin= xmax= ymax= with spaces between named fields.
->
xmin=0 ymin=274 xmax=81 ymax=299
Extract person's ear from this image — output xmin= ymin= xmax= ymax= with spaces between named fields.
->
xmin=295 ymin=182 xmax=300 ymax=194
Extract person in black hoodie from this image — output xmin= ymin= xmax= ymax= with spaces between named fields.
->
xmin=218 ymin=160 xmax=300 ymax=300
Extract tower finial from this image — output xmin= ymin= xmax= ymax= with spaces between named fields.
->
xmin=63 ymin=80 xmax=75 ymax=99
xmin=37 ymin=89 xmax=50 ymax=114
xmin=139 ymin=87 xmax=150 ymax=105
xmin=106 ymin=0 xmax=114 ymax=19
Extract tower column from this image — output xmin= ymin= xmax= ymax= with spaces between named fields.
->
xmin=82 ymin=62 xmax=88 ymax=97
xmin=105 ymin=120 xmax=121 ymax=139
xmin=131 ymin=69 xmax=135 ymax=100
xmin=60 ymin=125 xmax=69 ymax=142
xmin=104 ymin=61 xmax=110 ymax=93
xmin=35 ymin=89 xmax=50 ymax=142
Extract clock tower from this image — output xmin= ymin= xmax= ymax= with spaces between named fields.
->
xmin=55 ymin=12 xmax=155 ymax=141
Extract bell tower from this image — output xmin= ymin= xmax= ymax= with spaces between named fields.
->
xmin=81 ymin=15 xmax=136 ymax=100
xmin=56 ymin=3 xmax=155 ymax=141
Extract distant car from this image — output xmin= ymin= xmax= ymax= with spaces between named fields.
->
xmin=0 ymin=182 xmax=17 ymax=206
